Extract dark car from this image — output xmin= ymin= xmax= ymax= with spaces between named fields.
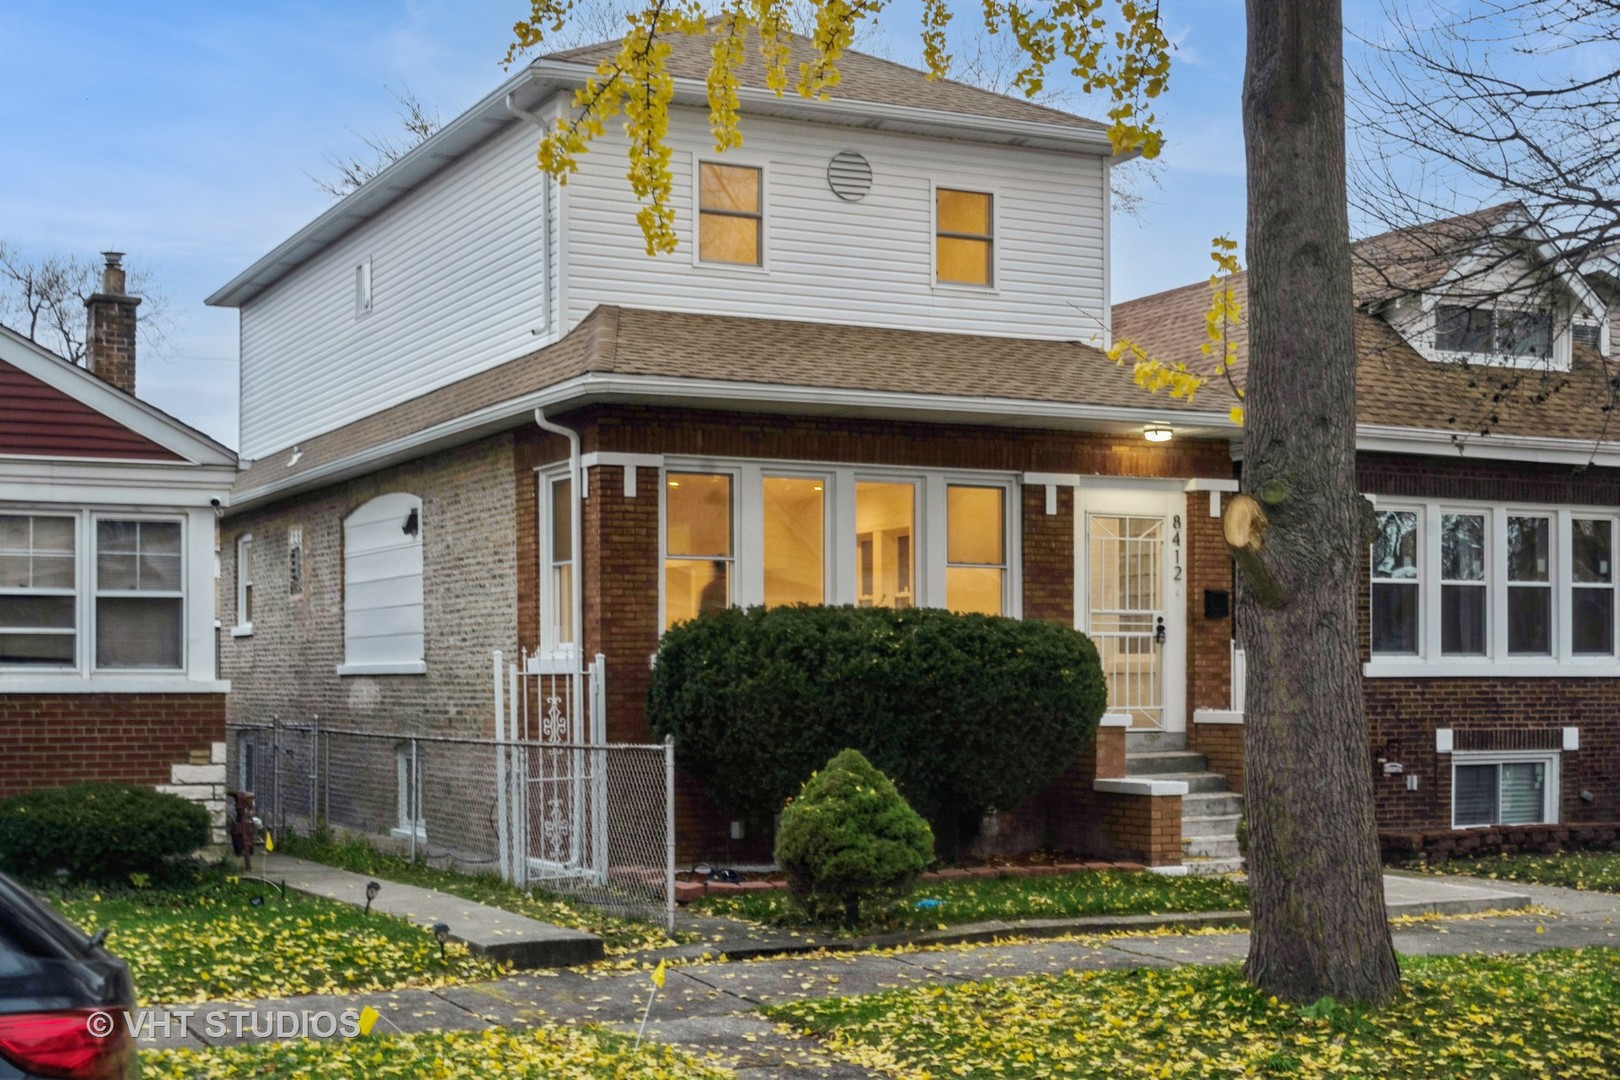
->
xmin=0 ymin=872 xmax=137 ymax=1079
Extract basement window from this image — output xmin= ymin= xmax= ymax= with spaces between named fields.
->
xmin=1452 ymin=752 xmax=1557 ymax=828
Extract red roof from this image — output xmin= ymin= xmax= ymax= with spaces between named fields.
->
xmin=0 ymin=358 xmax=182 ymax=461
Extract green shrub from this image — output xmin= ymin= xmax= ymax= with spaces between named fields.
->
xmin=0 ymin=783 xmax=210 ymax=883
xmin=648 ymin=605 xmax=1108 ymax=855
xmin=775 ymin=749 xmax=934 ymax=925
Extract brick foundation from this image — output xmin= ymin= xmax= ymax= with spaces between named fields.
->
xmin=1381 ymin=821 xmax=1620 ymax=863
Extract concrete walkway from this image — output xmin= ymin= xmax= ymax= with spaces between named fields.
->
xmin=258 ymin=854 xmax=602 ymax=967
xmin=137 ymin=869 xmax=1579 ymax=1076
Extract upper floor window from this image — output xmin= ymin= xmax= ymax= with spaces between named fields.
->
xmin=936 ymin=188 xmax=993 ymax=286
xmin=1435 ymin=304 xmax=1552 ymax=358
xmin=340 ymin=493 xmax=424 ymax=675
xmin=1370 ymin=502 xmax=1618 ymax=670
xmin=234 ymin=534 xmax=254 ymax=634
xmin=698 ymin=163 xmax=762 ymax=266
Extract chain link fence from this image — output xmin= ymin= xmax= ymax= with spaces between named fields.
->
xmin=226 ymin=720 xmax=675 ymax=930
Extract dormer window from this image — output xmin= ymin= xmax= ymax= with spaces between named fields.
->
xmin=1435 ymin=304 xmax=1551 ymax=358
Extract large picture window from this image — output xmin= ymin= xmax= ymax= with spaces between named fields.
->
xmin=664 ymin=473 xmax=733 ymax=630
xmin=0 ymin=514 xmax=77 ymax=667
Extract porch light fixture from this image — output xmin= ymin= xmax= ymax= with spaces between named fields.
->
xmin=1144 ymin=424 xmax=1173 ymax=443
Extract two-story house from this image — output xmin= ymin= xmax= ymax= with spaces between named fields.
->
xmin=1117 ymin=203 xmax=1620 ymax=855
xmin=210 ymin=29 xmax=1247 ymax=871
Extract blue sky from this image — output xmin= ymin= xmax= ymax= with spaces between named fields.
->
xmin=1 ymin=1 xmax=1393 ymax=449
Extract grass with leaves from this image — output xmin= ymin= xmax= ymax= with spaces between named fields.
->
xmin=277 ymin=831 xmax=681 ymax=953
xmin=770 ymin=948 xmax=1620 ymax=1078
xmin=143 ymin=1023 xmax=730 ymax=1079
xmin=1435 ymin=851 xmax=1620 ymax=894
xmin=49 ymin=872 xmax=502 ymax=1005
xmin=692 ymin=869 xmax=1249 ymax=933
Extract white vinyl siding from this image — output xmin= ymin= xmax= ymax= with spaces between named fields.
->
xmin=563 ymin=106 xmax=1106 ymax=341
xmin=238 ymin=121 xmax=553 ymax=460
xmin=340 ymin=494 xmax=425 ymax=675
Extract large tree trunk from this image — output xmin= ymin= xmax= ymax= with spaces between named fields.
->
xmin=1237 ymin=0 xmax=1401 ymax=1004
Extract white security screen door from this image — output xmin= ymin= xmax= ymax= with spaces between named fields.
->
xmin=1088 ymin=514 xmax=1167 ymax=728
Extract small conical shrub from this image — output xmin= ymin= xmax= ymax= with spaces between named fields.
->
xmin=775 ymin=749 xmax=934 ymax=926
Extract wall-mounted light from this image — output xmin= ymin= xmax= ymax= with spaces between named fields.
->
xmin=1144 ymin=424 xmax=1173 ymax=443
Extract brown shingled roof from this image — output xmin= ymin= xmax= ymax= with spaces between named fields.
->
xmin=1113 ymin=216 xmax=1618 ymax=444
xmin=546 ymin=23 xmax=1106 ymax=134
xmin=233 ymin=305 xmax=1225 ymax=502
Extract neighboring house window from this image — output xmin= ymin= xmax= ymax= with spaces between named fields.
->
xmin=1573 ymin=321 xmax=1602 ymax=350
xmin=542 ymin=476 xmax=575 ymax=652
xmin=1369 ymin=502 xmax=1620 ymax=668
xmin=936 ymin=188 xmax=993 ymax=286
xmin=1453 ymin=753 xmax=1556 ymax=828
xmin=664 ymin=473 xmax=733 ymax=630
xmin=238 ymin=735 xmax=256 ymax=792
xmin=288 ymin=527 xmax=304 ymax=597
xmin=762 ymin=476 xmax=825 ymax=607
xmin=395 ymin=744 xmax=425 ymax=839
xmin=0 ymin=514 xmax=77 ymax=668
xmin=698 ymin=162 xmax=762 ymax=266
xmin=95 ymin=519 xmax=183 ymax=670
xmin=1435 ymin=304 xmax=1552 ymax=358
xmin=946 ymin=485 xmax=1006 ymax=615
xmin=1371 ymin=510 xmax=1420 ymax=654
xmin=234 ymin=534 xmax=253 ymax=633
xmin=1440 ymin=513 xmax=1485 ymax=655
xmin=856 ymin=481 xmax=915 ymax=609
xmin=340 ymin=493 xmax=425 ymax=675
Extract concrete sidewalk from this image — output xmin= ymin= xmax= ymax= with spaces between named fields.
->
xmin=259 ymin=854 xmax=602 ymax=967
xmin=140 ymin=869 xmax=1566 ymax=1077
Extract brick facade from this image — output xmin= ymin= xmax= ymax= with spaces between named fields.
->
xmin=0 ymin=693 xmax=224 ymax=798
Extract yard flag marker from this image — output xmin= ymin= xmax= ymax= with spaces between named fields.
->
xmin=634 ymin=960 xmax=668 ymax=1049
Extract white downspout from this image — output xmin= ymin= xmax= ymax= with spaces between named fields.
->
xmin=534 ymin=408 xmax=584 ymax=711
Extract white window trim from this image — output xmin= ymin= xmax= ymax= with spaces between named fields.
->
xmin=232 ymin=533 xmax=253 ymax=637
xmin=339 ymin=493 xmax=426 ymax=677
xmin=392 ymin=743 xmax=426 ymax=841
xmin=1423 ymin=293 xmax=1573 ymax=372
xmin=1450 ymin=749 xmax=1560 ymax=829
xmin=930 ymin=180 xmax=1000 ymax=294
xmin=0 ymin=510 xmax=80 ymax=673
xmin=657 ymin=457 xmax=1021 ymax=634
xmin=355 ymin=257 xmax=373 ymax=318
xmin=537 ymin=468 xmax=578 ymax=661
xmin=690 ymin=153 xmax=770 ymax=273
xmin=1366 ymin=498 xmax=1620 ymax=677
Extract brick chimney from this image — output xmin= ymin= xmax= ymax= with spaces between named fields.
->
xmin=84 ymin=251 xmax=141 ymax=396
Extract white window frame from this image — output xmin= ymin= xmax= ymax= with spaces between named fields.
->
xmin=537 ymin=469 xmax=578 ymax=659
xmin=945 ymin=483 xmax=1012 ymax=616
xmin=1451 ymin=749 xmax=1560 ymax=829
xmin=355 ymin=257 xmax=373 ymax=318
xmin=657 ymin=458 xmax=1020 ymax=633
xmin=338 ymin=493 xmax=426 ymax=677
xmin=1438 ymin=509 xmax=1487 ymax=657
xmin=1570 ymin=515 xmax=1616 ymax=656
xmin=0 ymin=511 xmax=80 ymax=672
xmin=931 ymin=181 xmax=999 ymax=292
xmin=1366 ymin=498 xmax=1620 ymax=677
xmin=1370 ymin=504 xmax=1423 ymax=658
xmin=691 ymin=155 xmax=770 ymax=272
xmin=393 ymin=743 xmax=425 ymax=840
xmin=288 ymin=526 xmax=304 ymax=598
xmin=232 ymin=533 xmax=253 ymax=637
xmin=90 ymin=513 xmax=187 ymax=674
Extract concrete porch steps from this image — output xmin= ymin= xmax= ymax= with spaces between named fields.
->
xmin=1123 ymin=732 xmax=1244 ymax=878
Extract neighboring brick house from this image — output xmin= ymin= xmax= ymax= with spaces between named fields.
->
xmin=1116 ymin=204 xmax=1620 ymax=851
xmin=0 ymin=255 xmax=238 ymax=839
xmin=209 ymin=28 xmax=1252 ymax=871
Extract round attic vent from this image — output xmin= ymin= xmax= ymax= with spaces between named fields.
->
xmin=827 ymin=151 xmax=873 ymax=202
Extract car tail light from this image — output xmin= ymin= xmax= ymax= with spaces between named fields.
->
xmin=0 ymin=1009 xmax=133 ymax=1080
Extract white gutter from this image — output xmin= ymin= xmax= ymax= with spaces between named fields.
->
xmin=533 ymin=408 xmax=584 ymax=679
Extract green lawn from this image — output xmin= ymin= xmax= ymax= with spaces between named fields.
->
xmin=144 ymin=1023 xmax=729 ymax=1079
xmin=51 ymin=873 xmax=502 ymax=1005
xmin=1437 ymin=851 xmax=1620 ymax=894
xmin=770 ymin=948 xmax=1620 ymax=1078
xmin=279 ymin=832 xmax=682 ymax=954
xmin=693 ymin=869 xmax=1249 ymax=932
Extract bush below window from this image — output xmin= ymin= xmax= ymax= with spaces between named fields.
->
xmin=0 ymin=783 xmax=210 ymax=883
xmin=647 ymin=605 xmax=1108 ymax=856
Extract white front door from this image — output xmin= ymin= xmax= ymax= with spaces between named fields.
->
xmin=1077 ymin=482 xmax=1187 ymax=732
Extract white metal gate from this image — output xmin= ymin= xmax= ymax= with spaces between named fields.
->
xmin=1087 ymin=514 xmax=1166 ymax=729
xmin=493 ymin=650 xmax=607 ymax=888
